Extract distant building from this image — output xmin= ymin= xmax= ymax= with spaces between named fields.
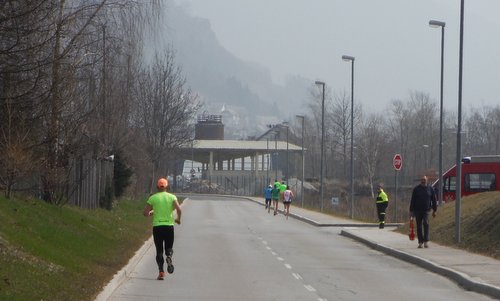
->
xmin=180 ymin=113 xmax=303 ymax=195
xmin=195 ymin=113 xmax=224 ymax=140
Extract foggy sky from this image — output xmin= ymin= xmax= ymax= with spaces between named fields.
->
xmin=174 ymin=0 xmax=500 ymax=113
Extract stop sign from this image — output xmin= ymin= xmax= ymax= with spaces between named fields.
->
xmin=393 ymin=154 xmax=402 ymax=170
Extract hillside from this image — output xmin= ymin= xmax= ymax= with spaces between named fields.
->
xmin=396 ymin=191 xmax=500 ymax=260
xmin=161 ymin=1 xmax=312 ymax=138
xmin=0 ymin=197 xmax=151 ymax=301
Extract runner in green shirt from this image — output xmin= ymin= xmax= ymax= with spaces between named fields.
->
xmin=271 ymin=182 xmax=281 ymax=216
xmin=143 ymin=178 xmax=182 ymax=280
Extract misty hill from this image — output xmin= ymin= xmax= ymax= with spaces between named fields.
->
xmin=164 ymin=2 xmax=311 ymax=139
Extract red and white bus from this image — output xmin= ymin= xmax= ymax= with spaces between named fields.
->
xmin=434 ymin=155 xmax=500 ymax=202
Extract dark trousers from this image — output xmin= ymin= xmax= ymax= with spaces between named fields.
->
xmin=153 ymin=225 xmax=174 ymax=272
xmin=376 ymin=202 xmax=388 ymax=224
xmin=414 ymin=210 xmax=430 ymax=244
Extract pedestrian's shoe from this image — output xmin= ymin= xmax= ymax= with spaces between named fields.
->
xmin=424 ymin=242 xmax=429 ymax=248
xmin=157 ymin=271 xmax=165 ymax=280
xmin=418 ymin=243 xmax=423 ymax=248
xmin=274 ymin=211 xmax=277 ymax=216
xmin=166 ymin=256 xmax=174 ymax=274
xmin=165 ymin=249 xmax=174 ymax=274
xmin=379 ymin=223 xmax=384 ymax=229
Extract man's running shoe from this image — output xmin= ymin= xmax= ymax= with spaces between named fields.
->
xmin=166 ymin=256 xmax=174 ymax=274
xmin=157 ymin=271 xmax=165 ymax=280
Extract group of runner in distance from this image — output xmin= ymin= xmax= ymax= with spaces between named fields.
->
xmin=264 ymin=180 xmax=294 ymax=219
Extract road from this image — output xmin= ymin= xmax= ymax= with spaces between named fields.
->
xmin=107 ymin=195 xmax=494 ymax=301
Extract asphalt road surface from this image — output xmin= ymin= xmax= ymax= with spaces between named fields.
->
xmin=107 ymin=195 xmax=494 ymax=301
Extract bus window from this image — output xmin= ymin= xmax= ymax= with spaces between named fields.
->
xmin=464 ymin=173 xmax=495 ymax=192
xmin=444 ymin=177 xmax=456 ymax=192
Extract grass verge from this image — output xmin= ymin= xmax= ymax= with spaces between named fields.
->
xmin=0 ymin=196 xmax=152 ymax=301
xmin=394 ymin=191 xmax=500 ymax=260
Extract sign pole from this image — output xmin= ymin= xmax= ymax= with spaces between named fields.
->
xmin=393 ymin=154 xmax=403 ymax=222
xmin=394 ymin=169 xmax=398 ymax=222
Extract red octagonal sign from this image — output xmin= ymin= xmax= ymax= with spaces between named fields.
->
xmin=393 ymin=154 xmax=402 ymax=171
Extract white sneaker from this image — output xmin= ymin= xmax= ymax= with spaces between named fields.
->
xmin=418 ymin=243 xmax=423 ymax=248
xmin=424 ymin=242 xmax=429 ymax=248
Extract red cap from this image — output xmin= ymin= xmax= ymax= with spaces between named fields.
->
xmin=157 ymin=178 xmax=168 ymax=189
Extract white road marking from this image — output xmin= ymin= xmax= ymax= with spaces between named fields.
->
xmin=258 ymin=233 xmax=323 ymax=299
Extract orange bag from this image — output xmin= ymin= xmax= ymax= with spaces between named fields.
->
xmin=408 ymin=218 xmax=415 ymax=241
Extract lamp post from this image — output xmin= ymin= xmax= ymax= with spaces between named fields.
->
xmin=315 ymin=81 xmax=325 ymax=212
xmin=455 ymin=0 xmax=465 ymax=244
xmin=296 ymin=115 xmax=305 ymax=208
xmin=266 ymin=137 xmax=269 ymax=184
xmin=283 ymin=122 xmax=289 ymax=183
xmin=429 ymin=19 xmax=446 ymax=206
xmin=342 ymin=55 xmax=355 ymax=219
xmin=274 ymin=131 xmax=278 ymax=181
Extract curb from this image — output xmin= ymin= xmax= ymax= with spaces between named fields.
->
xmin=244 ymin=196 xmax=402 ymax=228
xmin=95 ymin=200 xmax=189 ymax=301
xmin=94 ymin=236 xmax=153 ymax=301
xmin=247 ymin=195 xmax=500 ymax=299
xmin=340 ymin=229 xmax=500 ymax=300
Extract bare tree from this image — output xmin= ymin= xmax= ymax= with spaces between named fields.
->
xmin=465 ymin=105 xmax=500 ymax=155
xmin=132 ymin=49 xmax=200 ymax=192
xmin=384 ymin=92 xmax=439 ymax=183
xmin=327 ymin=90 xmax=350 ymax=179
xmin=328 ymin=90 xmax=361 ymax=180
xmin=0 ymin=0 xmax=165 ymax=202
xmin=0 ymin=102 xmax=38 ymax=198
xmin=407 ymin=91 xmax=438 ymax=174
xmin=356 ymin=114 xmax=387 ymax=196
xmin=387 ymin=99 xmax=413 ymax=183
xmin=307 ymin=85 xmax=326 ymax=181
xmin=1 ymin=1 xmax=59 ymax=198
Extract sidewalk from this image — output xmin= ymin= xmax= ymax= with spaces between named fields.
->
xmin=247 ymin=196 xmax=500 ymax=300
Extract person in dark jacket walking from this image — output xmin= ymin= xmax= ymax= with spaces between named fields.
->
xmin=409 ymin=175 xmax=437 ymax=248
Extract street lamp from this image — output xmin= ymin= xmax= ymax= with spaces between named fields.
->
xmin=423 ymin=144 xmax=429 ymax=169
xmin=282 ymin=122 xmax=290 ymax=183
xmin=296 ymin=115 xmax=305 ymax=208
xmin=274 ymin=131 xmax=278 ymax=181
xmin=342 ymin=55 xmax=355 ymax=219
xmin=455 ymin=0 xmax=465 ymax=243
xmin=266 ymin=137 xmax=270 ymax=184
xmin=429 ymin=19 xmax=446 ymax=206
xmin=267 ymin=124 xmax=279 ymax=181
xmin=315 ymin=81 xmax=325 ymax=212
